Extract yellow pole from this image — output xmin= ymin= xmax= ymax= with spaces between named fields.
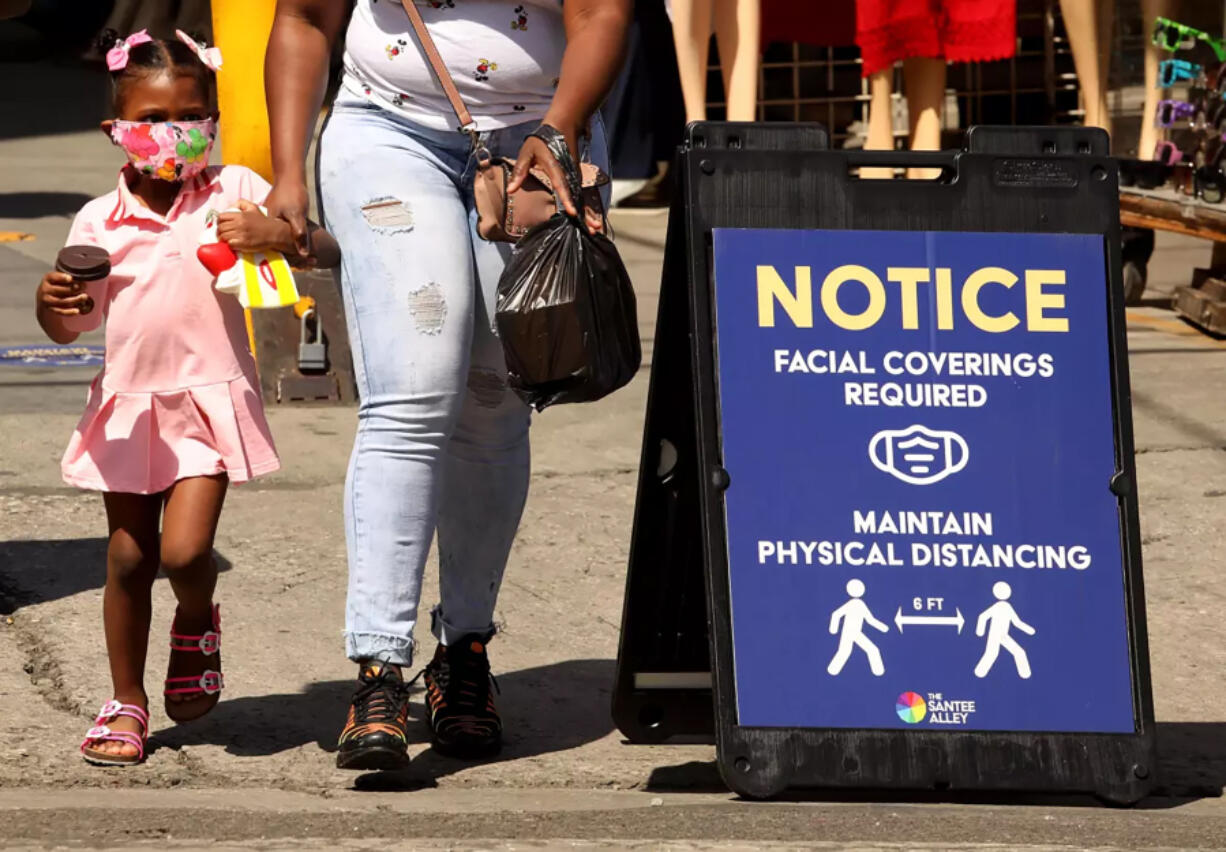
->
xmin=211 ymin=0 xmax=277 ymax=360
xmin=211 ymin=0 xmax=276 ymax=181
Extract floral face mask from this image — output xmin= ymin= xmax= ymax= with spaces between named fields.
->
xmin=110 ymin=118 xmax=217 ymax=181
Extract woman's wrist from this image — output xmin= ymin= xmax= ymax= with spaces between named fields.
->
xmin=272 ymin=168 xmax=308 ymax=188
xmin=539 ymin=111 xmax=584 ymax=142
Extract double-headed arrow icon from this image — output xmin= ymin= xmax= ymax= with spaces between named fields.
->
xmin=894 ymin=607 xmax=965 ymax=634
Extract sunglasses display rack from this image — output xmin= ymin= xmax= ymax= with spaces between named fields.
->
xmin=1118 ymin=17 xmax=1226 ymax=336
xmin=1129 ymin=17 xmax=1226 ymax=199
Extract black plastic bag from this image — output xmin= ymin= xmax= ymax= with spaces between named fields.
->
xmin=495 ymin=130 xmax=641 ymax=411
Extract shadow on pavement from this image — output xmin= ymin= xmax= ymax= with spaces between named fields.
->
xmin=148 ymin=678 xmax=353 ymax=758
xmin=1133 ymin=390 xmax=1226 ymax=448
xmin=0 ymin=191 xmax=95 ymax=218
xmin=0 ymin=537 xmax=232 ymax=609
xmin=150 ymin=659 xmax=617 ymax=781
xmin=1153 ymin=721 xmax=1226 ymax=801
xmin=641 ymin=721 xmax=1226 ymax=806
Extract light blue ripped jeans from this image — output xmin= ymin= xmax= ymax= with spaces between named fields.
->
xmin=317 ymin=91 xmax=609 ymax=666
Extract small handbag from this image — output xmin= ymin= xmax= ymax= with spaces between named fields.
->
xmin=396 ymin=0 xmax=609 ymax=241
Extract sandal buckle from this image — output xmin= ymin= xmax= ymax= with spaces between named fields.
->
xmin=200 ymin=670 xmax=223 ymax=694
xmin=198 ymin=630 xmax=220 ymax=654
xmin=97 ymin=699 xmax=123 ymax=720
xmin=85 ymin=725 xmax=111 ymax=740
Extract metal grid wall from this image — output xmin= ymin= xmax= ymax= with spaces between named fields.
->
xmin=704 ymin=0 xmax=1083 ymax=146
xmin=1111 ymin=0 xmax=1146 ymax=89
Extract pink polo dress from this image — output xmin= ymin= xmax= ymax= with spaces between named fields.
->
xmin=60 ymin=164 xmax=280 ymax=494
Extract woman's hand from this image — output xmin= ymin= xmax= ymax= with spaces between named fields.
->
xmin=37 ymin=271 xmax=90 ymax=316
xmin=263 ymin=180 xmax=313 ymax=255
xmin=507 ymin=131 xmax=580 ymax=218
xmin=518 ymin=0 xmax=628 ymax=222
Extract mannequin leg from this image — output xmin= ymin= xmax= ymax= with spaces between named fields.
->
xmin=672 ymin=0 xmax=714 ymax=123
xmin=1138 ymin=0 xmax=1174 ymax=158
xmin=1096 ymin=0 xmax=1116 ymax=145
xmin=862 ymin=71 xmax=896 ymax=178
xmin=1060 ymin=0 xmax=1111 ymax=139
xmin=865 ymin=71 xmax=895 ymax=151
xmin=712 ymin=0 xmax=761 ymax=121
xmin=903 ymin=57 xmax=946 ymax=178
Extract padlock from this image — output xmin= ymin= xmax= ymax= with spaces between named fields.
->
xmin=297 ymin=309 xmax=328 ymax=372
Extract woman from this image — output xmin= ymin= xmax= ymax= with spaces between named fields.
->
xmin=265 ymin=0 xmax=629 ymax=770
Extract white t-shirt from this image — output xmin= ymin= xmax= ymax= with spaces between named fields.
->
xmin=342 ymin=0 xmax=566 ymax=130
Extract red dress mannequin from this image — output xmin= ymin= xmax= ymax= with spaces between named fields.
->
xmin=856 ymin=0 xmax=1017 ymax=77
xmin=857 ymin=0 xmax=1016 ymax=176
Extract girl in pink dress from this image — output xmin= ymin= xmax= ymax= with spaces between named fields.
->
xmin=35 ymin=29 xmax=338 ymax=766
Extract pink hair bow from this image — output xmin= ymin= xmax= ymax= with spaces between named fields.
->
xmin=105 ymin=29 xmax=153 ymax=72
xmin=175 ymin=30 xmax=223 ymax=72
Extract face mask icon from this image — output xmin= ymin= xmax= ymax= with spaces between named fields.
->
xmin=869 ymin=425 xmax=969 ymax=486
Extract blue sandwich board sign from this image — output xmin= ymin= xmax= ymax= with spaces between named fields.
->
xmin=612 ymin=124 xmax=1155 ymax=803
xmin=712 ymin=228 xmax=1135 ymax=735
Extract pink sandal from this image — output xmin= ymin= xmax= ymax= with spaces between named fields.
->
xmin=164 ymin=603 xmax=224 ymax=722
xmin=80 ymin=700 xmax=149 ymax=766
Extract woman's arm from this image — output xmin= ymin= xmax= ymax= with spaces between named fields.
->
xmin=508 ymin=0 xmax=632 ymax=214
xmin=264 ymin=0 xmax=351 ymax=253
xmin=544 ymin=0 xmax=633 ymax=151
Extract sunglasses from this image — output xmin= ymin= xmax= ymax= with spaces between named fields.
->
xmin=1170 ymin=162 xmax=1196 ymax=196
xmin=1157 ymin=99 xmax=1198 ymax=127
xmin=1195 ymin=98 xmax=1226 ymax=139
xmin=1152 ymin=18 xmax=1226 ymax=63
xmin=1195 ymin=167 xmax=1226 ymax=203
xmin=1193 ymin=140 xmax=1226 ymax=203
xmin=1159 ymin=59 xmax=1204 ymax=87
xmin=1153 ymin=140 xmax=1184 ymax=164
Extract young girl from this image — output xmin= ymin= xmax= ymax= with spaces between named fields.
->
xmin=36 ymin=29 xmax=339 ymax=766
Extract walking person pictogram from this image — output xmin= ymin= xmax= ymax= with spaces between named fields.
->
xmin=974 ymin=581 xmax=1036 ymax=679
xmin=827 ymin=579 xmax=889 ymax=676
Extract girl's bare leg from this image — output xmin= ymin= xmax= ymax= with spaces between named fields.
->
xmin=160 ymin=474 xmax=228 ymax=718
xmin=93 ymin=492 xmax=163 ymax=757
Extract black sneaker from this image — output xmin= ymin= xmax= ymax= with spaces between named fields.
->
xmin=336 ymin=662 xmax=412 ymax=770
xmin=421 ymin=636 xmax=502 ymax=757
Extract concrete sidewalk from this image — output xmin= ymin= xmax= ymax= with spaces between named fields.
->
xmin=4 ymin=79 xmax=1226 ymax=846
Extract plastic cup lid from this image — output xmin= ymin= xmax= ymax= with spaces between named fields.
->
xmin=56 ymin=245 xmax=111 ymax=280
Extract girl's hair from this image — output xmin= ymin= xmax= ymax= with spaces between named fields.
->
xmin=96 ymin=29 xmax=217 ymax=112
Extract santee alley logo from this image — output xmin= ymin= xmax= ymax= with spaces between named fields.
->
xmin=869 ymin=424 xmax=969 ymax=486
xmin=897 ymin=691 xmax=977 ymax=726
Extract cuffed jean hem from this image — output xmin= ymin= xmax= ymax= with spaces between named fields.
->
xmin=345 ymin=631 xmax=416 ymax=666
xmin=430 ymin=606 xmax=496 ymax=647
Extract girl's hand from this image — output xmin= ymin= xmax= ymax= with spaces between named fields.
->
xmin=217 ymin=200 xmax=290 ymax=254
xmin=37 ymin=271 xmax=91 ymax=316
xmin=507 ymin=130 xmax=581 ymax=219
xmin=264 ymin=179 xmax=313 ymax=256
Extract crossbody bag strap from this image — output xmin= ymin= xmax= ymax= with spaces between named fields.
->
xmin=397 ymin=0 xmax=474 ymax=132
